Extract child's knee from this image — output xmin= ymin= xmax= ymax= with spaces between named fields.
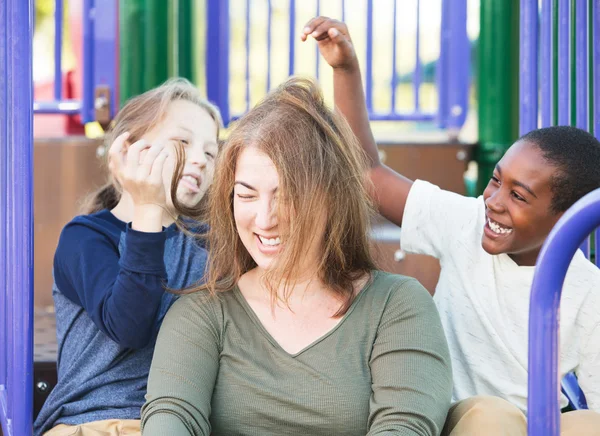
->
xmin=561 ymin=410 xmax=600 ymax=436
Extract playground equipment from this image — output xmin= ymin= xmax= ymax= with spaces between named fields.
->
xmin=0 ymin=0 xmax=598 ymax=435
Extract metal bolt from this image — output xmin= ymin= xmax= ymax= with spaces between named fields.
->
xmin=451 ymin=105 xmax=463 ymax=116
xmin=394 ymin=249 xmax=406 ymax=262
xmin=37 ymin=381 xmax=49 ymax=392
xmin=456 ymin=150 xmax=468 ymax=161
xmin=95 ymin=96 xmax=108 ymax=110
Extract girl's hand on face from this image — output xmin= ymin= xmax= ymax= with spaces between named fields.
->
xmin=300 ymin=16 xmax=357 ymax=72
xmin=108 ymin=131 xmax=170 ymax=209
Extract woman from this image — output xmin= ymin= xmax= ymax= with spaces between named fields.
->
xmin=142 ymin=77 xmax=452 ymax=435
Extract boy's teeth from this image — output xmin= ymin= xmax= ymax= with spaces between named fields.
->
xmin=258 ymin=236 xmax=281 ymax=246
xmin=488 ymin=218 xmax=513 ymax=235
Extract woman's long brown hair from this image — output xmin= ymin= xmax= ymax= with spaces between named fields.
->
xmin=189 ymin=77 xmax=376 ymax=316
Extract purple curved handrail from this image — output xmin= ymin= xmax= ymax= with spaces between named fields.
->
xmin=528 ymin=187 xmax=600 ymax=436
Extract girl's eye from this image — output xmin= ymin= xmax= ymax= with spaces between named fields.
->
xmin=236 ymin=194 xmax=254 ymax=200
xmin=491 ymin=175 xmax=500 ymax=184
xmin=176 ymin=139 xmax=189 ymax=146
xmin=205 ymin=152 xmax=215 ymax=159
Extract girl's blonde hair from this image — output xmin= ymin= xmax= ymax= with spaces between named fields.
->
xmin=82 ymin=78 xmax=222 ymax=221
xmin=191 ymin=77 xmax=376 ymax=316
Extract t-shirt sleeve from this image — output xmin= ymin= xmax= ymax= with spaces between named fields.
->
xmin=401 ymin=180 xmax=483 ymax=261
xmin=53 ymin=220 xmax=168 ymax=349
xmin=141 ymin=293 xmax=221 ymax=436
xmin=575 ymin=289 xmax=600 ymax=412
xmin=368 ymin=277 xmax=453 ymax=435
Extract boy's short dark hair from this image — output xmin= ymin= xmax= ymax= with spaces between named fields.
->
xmin=521 ymin=126 xmax=600 ymax=213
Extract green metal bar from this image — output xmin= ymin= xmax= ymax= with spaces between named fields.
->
xmin=476 ymin=0 xmax=520 ymax=194
xmin=119 ymin=0 xmax=146 ymax=106
xmin=144 ymin=0 xmax=170 ymax=90
xmin=177 ymin=0 xmax=195 ymax=81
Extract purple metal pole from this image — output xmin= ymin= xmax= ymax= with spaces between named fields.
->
xmin=0 ymin=0 xmax=7 ymax=408
xmin=445 ymin=0 xmax=469 ymax=130
xmin=82 ymin=0 xmax=94 ymax=123
xmin=528 ymin=188 xmax=600 ymax=436
xmin=390 ymin=0 xmax=398 ymax=113
xmin=93 ymin=0 xmax=118 ymax=120
xmin=365 ymin=0 xmax=374 ymax=113
xmin=413 ymin=0 xmax=422 ymax=111
xmin=54 ymin=0 xmax=63 ymax=100
xmin=207 ymin=0 xmax=230 ymax=124
xmin=541 ymin=0 xmax=552 ymax=127
xmin=436 ymin=0 xmax=449 ymax=128
xmin=245 ymin=0 xmax=250 ymax=112
xmin=575 ymin=0 xmax=588 ymax=130
xmin=594 ymin=0 xmax=599 ymax=139
xmin=558 ymin=0 xmax=570 ymax=125
xmin=3 ymin=0 xmax=34 ymax=435
xmin=288 ymin=0 xmax=295 ymax=76
xmin=341 ymin=0 xmax=346 ymax=22
xmin=520 ymin=0 xmax=539 ymax=135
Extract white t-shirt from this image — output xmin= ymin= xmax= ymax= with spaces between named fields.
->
xmin=401 ymin=180 xmax=600 ymax=412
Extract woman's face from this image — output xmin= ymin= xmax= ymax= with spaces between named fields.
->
xmin=142 ymin=100 xmax=219 ymax=209
xmin=233 ymin=147 xmax=282 ymax=271
xmin=233 ymin=147 xmax=327 ymax=275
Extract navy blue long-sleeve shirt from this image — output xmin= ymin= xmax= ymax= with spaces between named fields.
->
xmin=35 ymin=209 xmax=209 ymax=435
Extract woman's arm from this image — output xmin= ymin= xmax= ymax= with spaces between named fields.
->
xmin=141 ymin=293 xmax=220 ymax=436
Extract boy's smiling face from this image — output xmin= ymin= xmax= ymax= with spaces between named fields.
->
xmin=481 ymin=140 xmax=563 ymax=266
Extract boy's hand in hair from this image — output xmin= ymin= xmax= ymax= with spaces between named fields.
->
xmin=108 ymin=132 xmax=170 ymax=232
xmin=301 ymin=17 xmax=357 ymax=72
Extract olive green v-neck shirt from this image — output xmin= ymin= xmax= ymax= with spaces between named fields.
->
xmin=142 ymin=271 xmax=452 ymax=435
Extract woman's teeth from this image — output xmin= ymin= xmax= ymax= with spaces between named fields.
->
xmin=488 ymin=218 xmax=513 ymax=235
xmin=258 ymin=235 xmax=281 ymax=246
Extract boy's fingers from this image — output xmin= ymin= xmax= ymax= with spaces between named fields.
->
xmin=108 ymin=132 xmax=130 ymax=169
xmin=149 ymin=149 xmax=169 ymax=183
xmin=126 ymin=139 xmax=149 ymax=169
xmin=302 ymin=16 xmax=327 ymax=34
xmin=139 ymin=143 xmax=165 ymax=176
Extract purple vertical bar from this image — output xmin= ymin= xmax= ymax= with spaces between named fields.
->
xmin=93 ymin=0 xmax=118 ymax=120
xmin=527 ymin=189 xmax=600 ymax=436
xmin=5 ymin=0 xmax=34 ymax=434
xmin=207 ymin=0 xmax=230 ymax=124
xmin=445 ymin=0 xmax=469 ymax=130
xmin=541 ymin=0 xmax=552 ymax=127
xmin=54 ymin=0 xmax=63 ymax=100
xmin=558 ymin=0 xmax=570 ymax=125
xmin=594 ymin=0 xmax=599 ymax=138
xmin=315 ymin=0 xmax=320 ymax=80
xmin=267 ymin=0 xmax=272 ymax=91
xmin=365 ymin=0 xmax=373 ymax=113
xmin=520 ymin=0 xmax=539 ymax=135
xmin=82 ymin=0 xmax=94 ymax=123
xmin=0 ymin=0 xmax=7 ymax=409
xmin=436 ymin=0 xmax=449 ymax=128
xmin=288 ymin=0 xmax=295 ymax=76
xmin=575 ymin=0 xmax=588 ymax=130
xmin=245 ymin=0 xmax=250 ymax=112
xmin=341 ymin=0 xmax=346 ymax=22
xmin=390 ymin=0 xmax=398 ymax=113
xmin=413 ymin=0 xmax=421 ymax=111
xmin=591 ymin=0 xmax=600 ymax=138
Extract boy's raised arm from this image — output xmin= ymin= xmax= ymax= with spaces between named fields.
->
xmin=302 ymin=17 xmax=414 ymax=227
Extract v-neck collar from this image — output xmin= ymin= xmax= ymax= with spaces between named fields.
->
xmin=232 ymin=271 xmax=378 ymax=358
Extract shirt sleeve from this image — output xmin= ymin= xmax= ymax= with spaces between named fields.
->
xmin=368 ymin=277 xmax=453 ymax=435
xmin=141 ymin=293 xmax=221 ymax=436
xmin=401 ymin=180 xmax=483 ymax=261
xmin=53 ymin=221 xmax=168 ymax=349
xmin=576 ymin=289 xmax=600 ymax=412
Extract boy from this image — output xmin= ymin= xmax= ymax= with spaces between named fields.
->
xmin=302 ymin=17 xmax=600 ymax=436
